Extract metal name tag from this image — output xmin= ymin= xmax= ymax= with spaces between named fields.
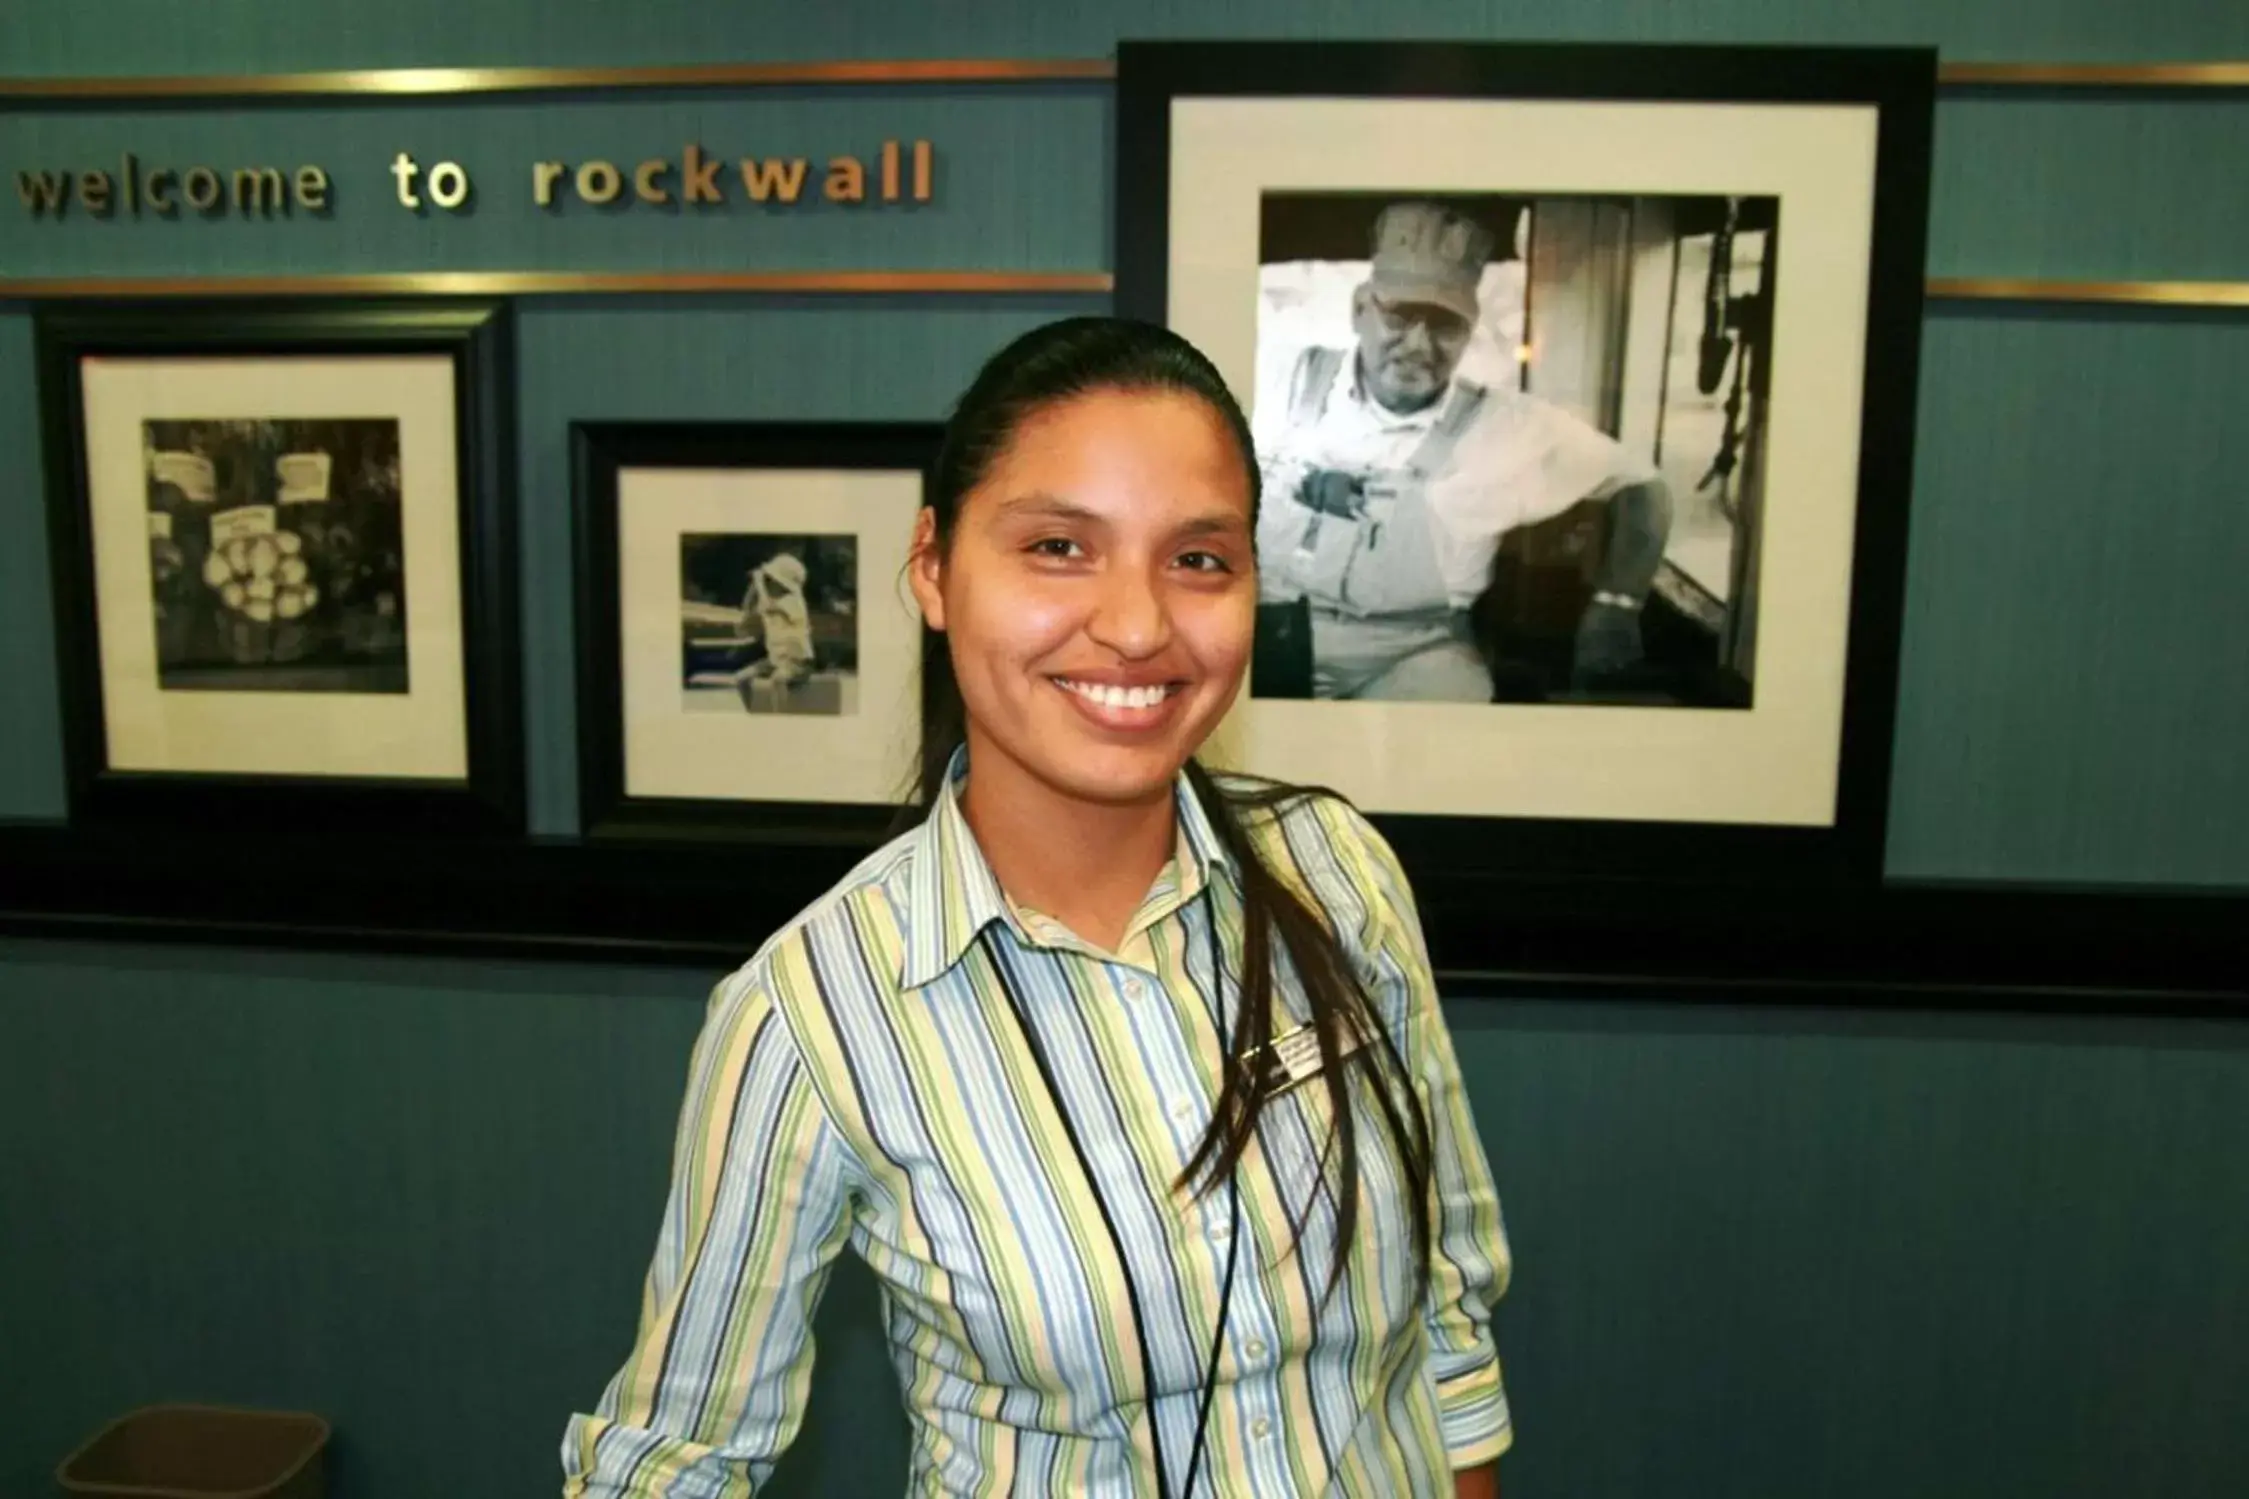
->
xmin=1244 ymin=1021 xmax=1365 ymax=1095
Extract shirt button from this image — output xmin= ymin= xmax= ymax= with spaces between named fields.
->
xmin=1209 ymin=1220 xmax=1234 ymax=1243
xmin=1251 ymin=1417 xmax=1273 ymax=1439
xmin=1122 ymin=976 xmax=1147 ymax=1001
xmin=1170 ymin=1098 xmax=1195 ymax=1122
xmin=1245 ymin=1338 xmax=1269 ymax=1361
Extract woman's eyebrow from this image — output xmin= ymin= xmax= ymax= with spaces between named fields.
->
xmin=1174 ymin=512 xmax=1250 ymax=540
xmin=992 ymin=492 xmax=1102 ymax=524
xmin=992 ymin=493 xmax=1248 ymax=539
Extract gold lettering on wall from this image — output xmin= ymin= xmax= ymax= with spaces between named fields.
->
xmin=740 ymin=157 xmax=807 ymax=202
xmin=426 ymin=161 xmax=471 ymax=209
xmin=530 ymin=142 xmax=937 ymax=208
xmin=15 ymin=171 xmax=67 ymax=213
xmin=576 ymin=160 xmax=622 ymax=204
xmin=389 ymin=151 xmax=421 ymax=207
xmin=681 ymin=144 xmax=722 ymax=203
xmin=17 ymin=156 xmax=323 ymax=218
xmin=233 ymin=166 xmax=286 ymax=215
xmin=13 ymin=140 xmax=942 ymax=222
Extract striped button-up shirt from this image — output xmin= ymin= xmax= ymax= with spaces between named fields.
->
xmin=563 ymin=762 xmax=1511 ymax=1496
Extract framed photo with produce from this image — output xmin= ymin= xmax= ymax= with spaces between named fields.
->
xmin=37 ymin=300 xmax=522 ymax=835
xmin=1115 ymin=40 xmax=1936 ymax=886
xmin=572 ymin=421 xmax=938 ymax=843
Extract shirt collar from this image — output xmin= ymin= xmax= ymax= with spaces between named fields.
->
xmin=899 ymin=745 xmax=1237 ymax=991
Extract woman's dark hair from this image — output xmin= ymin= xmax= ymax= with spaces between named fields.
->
xmin=915 ymin=315 xmax=1432 ymax=1302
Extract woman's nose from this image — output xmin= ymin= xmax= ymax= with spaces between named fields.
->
xmin=1085 ymin=562 xmax=1169 ymax=657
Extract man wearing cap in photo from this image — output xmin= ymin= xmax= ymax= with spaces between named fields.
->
xmin=1254 ymin=199 xmax=1674 ymax=701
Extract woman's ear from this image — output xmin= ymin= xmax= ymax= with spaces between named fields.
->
xmin=906 ymin=507 xmax=947 ymax=631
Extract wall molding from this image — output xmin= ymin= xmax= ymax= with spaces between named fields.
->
xmin=1928 ymin=279 xmax=2249 ymax=309
xmin=0 ymin=270 xmax=1116 ymax=299
xmin=7 ymin=272 xmax=2247 ymax=308
xmin=0 ymin=818 xmax=2241 ymax=1013
xmin=0 ymin=57 xmax=2243 ymax=103
xmin=0 ymin=58 xmax=1114 ymax=101
xmin=1933 ymin=60 xmax=2249 ymax=88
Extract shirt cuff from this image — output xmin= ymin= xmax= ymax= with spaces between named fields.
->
xmin=1435 ymin=1354 xmax=1513 ymax=1468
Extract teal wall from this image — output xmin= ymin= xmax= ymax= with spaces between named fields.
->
xmin=6 ymin=941 xmax=2246 ymax=1497
xmin=3 ymin=3 xmax=2246 ymax=1497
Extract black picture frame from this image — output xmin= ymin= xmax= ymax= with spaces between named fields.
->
xmin=1114 ymin=40 xmax=1937 ymax=892
xmin=572 ymin=420 xmax=943 ymax=844
xmin=36 ymin=299 xmax=523 ymax=837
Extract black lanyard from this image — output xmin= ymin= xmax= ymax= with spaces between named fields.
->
xmin=977 ymin=884 xmax=1242 ymax=1499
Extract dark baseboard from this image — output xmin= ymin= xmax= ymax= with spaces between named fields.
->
xmin=1 ymin=819 xmax=2239 ymax=1015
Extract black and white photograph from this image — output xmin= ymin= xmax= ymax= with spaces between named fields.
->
xmin=37 ymin=300 xmax=521 ymax=831
xmin=1250 ymin=190 xmax=1772 ymax=708
xmin=144 ymin=417 xmax=409 ymax=694
xmin=680 ymin=532 xmax=859 ymax=717
xmin=1118 ymin=41 xmax=1933 ymax=863
xmin=573 ymin=422 xmax=938 ymax=839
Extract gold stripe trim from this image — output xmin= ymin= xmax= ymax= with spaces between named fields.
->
xmin=0 ymin=270 xmax=1117 ymax=299
xmin=1 ymin=57 xmax=2244 ymax=102
xmin=1936 ymin=61 xmax=2249 ymax=88
xmin=1928 ymin=278 xmax=2249 ymax=308
xmin=4 ymin=274 xmax=2244 ymax=306
xmin=0 ymin=58 xmax=1116 ymax=101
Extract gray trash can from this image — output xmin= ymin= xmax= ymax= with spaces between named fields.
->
xmin=57 ymin=1404 xmax=328 ymax=1498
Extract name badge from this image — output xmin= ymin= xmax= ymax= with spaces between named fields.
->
xmin=1242 ymin=1021 xmax=1365 ymax=1095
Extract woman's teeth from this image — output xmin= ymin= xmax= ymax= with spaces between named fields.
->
xmin=1060 ymin=679 xmax=1173 ymax=710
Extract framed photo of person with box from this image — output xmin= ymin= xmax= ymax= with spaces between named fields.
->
xmin=571 ymin=421 xmax=938 ymax=843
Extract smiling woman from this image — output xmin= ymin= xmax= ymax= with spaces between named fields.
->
xmin=563 ymin=318 xmax=1514 ymax=1499
xmin=909 ymin=386 xmax=1257 ymax=838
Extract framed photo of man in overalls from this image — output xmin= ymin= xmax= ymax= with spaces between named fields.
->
xmin=1116 ymin=41 xmax=1934 ymax=890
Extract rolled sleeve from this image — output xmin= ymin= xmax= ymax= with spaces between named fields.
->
xmin=1353 ymin=816 xmax=1515 ymax=1468
xmin=1432 ymin=1348 xmax=1512 ymax=1468
xmin=1416 ymin=978 xmax=1515 ymax=1466
xmin=562 ymin=968 xmax=859 ymax=1497
xmin=1522 ymin=395 xmax=1660 ymax=528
